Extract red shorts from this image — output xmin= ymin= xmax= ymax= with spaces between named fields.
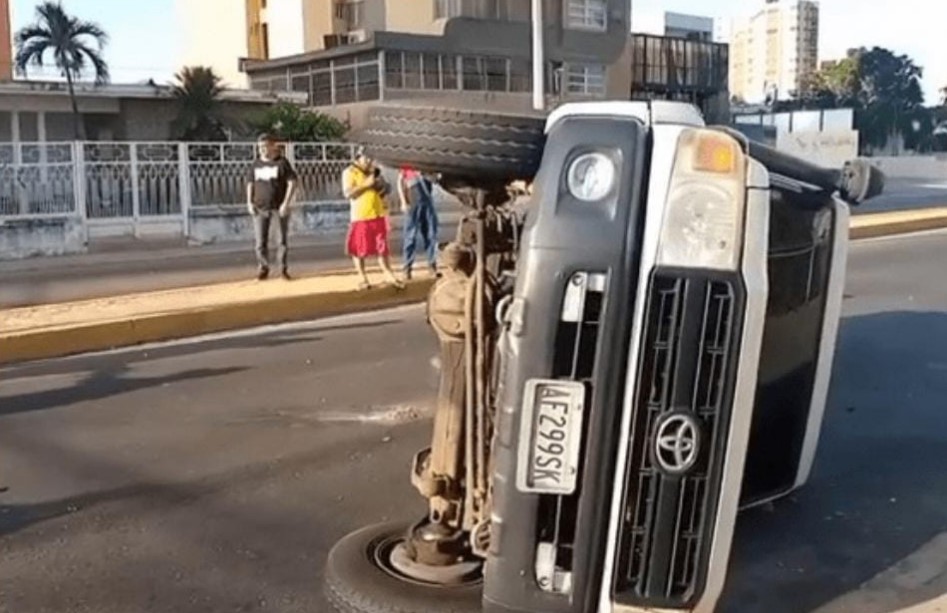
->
xmin=346 ymin=217 xmax=390 ymax=258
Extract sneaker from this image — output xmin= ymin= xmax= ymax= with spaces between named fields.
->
xmin=257 ymin=268 xmax=269 ymax=281
xmin=404 ymin=268 xmax=413 ymax=281
xmin=281 ymin=270 xmax=293 ymax=281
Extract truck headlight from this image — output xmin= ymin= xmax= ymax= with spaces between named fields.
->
xmin=566 ymin=152 xmax=616 ymax=202
xmin=657 ymin=129 xmax=747 ymax=271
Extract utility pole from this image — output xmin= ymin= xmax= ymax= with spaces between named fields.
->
xmin=531 ymin=0 xmax=544 ymax=111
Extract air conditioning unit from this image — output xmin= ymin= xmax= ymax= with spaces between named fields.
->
xmin=348 ymin=29 xmax=369 ymax=43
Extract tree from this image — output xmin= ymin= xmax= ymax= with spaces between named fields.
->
xmin=252 ymin=102 xmax=349 ymax=142
xmin=14 ymin=1 xmax=110 ymax=139
xmin=854 ymin=47 xmax=927 ymax=152
xmin=788 ymin=47 xmax=928 ymax=153
xmin=806 ymin=56 xmax=860 ymax=108
xmin=171 ymin=66 xmax=229 ymax=141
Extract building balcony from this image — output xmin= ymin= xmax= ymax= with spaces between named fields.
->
xmin=629 ymin=33 xmax=729 ymax=94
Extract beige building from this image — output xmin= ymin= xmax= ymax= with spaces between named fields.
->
xmin=240 ymin=0 xmax=636 ymax=125
xmin=176 ymin=0 xmax=259 ymax=87
xmin=726 ymin=0 xmax=819 ymax=103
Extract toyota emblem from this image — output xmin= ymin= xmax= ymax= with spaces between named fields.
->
xmin=654 ymin=412 xmax=702 ymax=475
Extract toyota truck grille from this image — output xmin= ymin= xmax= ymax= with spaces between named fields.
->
xmin=614 ymin=272 xmax=743 ymax=608
xmin=535 ymin=272 xmax=607 ymax=593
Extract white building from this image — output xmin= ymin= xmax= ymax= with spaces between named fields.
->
xmin=725 ymin=0 xmax=819 ymax=103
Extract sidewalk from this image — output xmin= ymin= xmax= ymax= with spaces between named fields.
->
xmin=0 ymin=211 xmax=462 ymax=308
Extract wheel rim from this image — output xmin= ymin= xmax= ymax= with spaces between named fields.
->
xmin=370 ymin=534 xmax=483 ymax=589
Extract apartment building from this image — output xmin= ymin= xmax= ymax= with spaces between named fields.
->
xmin=239 ymin=0 xmax=632 ymax=124
xmin=726 ymin=0 xmax=819 ymax=103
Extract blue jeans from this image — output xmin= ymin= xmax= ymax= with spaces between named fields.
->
xmin=403 ymin=200 xmax=438 ymax=272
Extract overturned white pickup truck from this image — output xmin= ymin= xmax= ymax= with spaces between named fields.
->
xmin=324 ymin=101 xmax=885 ymax=613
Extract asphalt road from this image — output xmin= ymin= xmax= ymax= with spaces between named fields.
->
xmin=2 ymin=230 xmax=947 ymax=613
xmin=857 ymin=178 xmax=947 ymax=214
xmin=1 ymin=179 xmax=945 ymax=309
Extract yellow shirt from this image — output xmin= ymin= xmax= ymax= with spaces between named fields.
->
xmin=343 ymin=164 xmax=387 ymax=222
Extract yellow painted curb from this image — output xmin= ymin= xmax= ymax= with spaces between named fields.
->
xmin=0 ymin=279 xmax=434 ymax=365
xmin=850 ymin=207 xmax=947 ymax=240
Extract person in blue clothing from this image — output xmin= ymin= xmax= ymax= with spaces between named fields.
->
xmin=397 ymin=165 xmax=440 ymax=279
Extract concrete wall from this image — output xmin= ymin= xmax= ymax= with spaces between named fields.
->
xmin=119 ymin=99 xmax=178 ymax=141
xmin=116 ymin=99 xmax=271 ymax=140
xmin=0 ymin=216 xmax=86 ymax=259
xmin=385 ymin=0 xmax=441 ymax=34
xmin=777 ymin=129 xmax=860 ymax=169
xmin=869 ymin=155 xmax=947 ymax=181
xmin=188 ymin=202 xmax=350 ymax=245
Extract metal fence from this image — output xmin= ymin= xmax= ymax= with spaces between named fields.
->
xmin=0 ymin=140 xmax=357 ymax=225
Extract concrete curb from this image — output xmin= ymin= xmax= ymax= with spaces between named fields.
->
xmin=0 ymin=279 xmax=434 ymax=366
xmin=3 ymin=208 xmax=947 ymax=366
xmin=849 ymin=206 xmax=947 ymax=239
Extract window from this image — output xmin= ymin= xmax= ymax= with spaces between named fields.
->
xmin=422 ymin=54 xmax=441 ymax=89
xmin=403 ymin=52 xmax=422 ymax=89
xmin=434 ymin=0 xmax=462 ymax=19
xmin=477 ymin=0 xmax=511 ymax=20
xmin=462 ymin=56 xmax=486 ymax=90
xmin=442 ymin=55 xmax=458 ymax=89
xmin=486 ymin=58 xmax=510 ymax=91
xmin=334 ymin=1 xmax=364 ymax=30
xmin=566 ymin=0 xmax=607 ymax=31
xmin=566 ymin=63 xmax=606 ymax=96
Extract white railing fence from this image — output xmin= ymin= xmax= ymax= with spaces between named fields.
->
xmin=0 ymin=141 xmax=358 ymax=233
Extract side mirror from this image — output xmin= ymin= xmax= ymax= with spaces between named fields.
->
xmin=838 ymin=159 xmax=886 ymax=205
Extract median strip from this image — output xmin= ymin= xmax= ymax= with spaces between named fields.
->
xmin=849 ymin=206 xmax=947 ymax=239
xmin=3 ymin=207 xmax=947 ymax=365
xmin=1 ymin=273 xmax=434 ymax=365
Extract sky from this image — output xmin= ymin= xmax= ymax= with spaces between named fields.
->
xmin=9 ymin=0 xmax=947 ymax=105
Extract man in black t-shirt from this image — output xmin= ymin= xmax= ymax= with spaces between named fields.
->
xmin=246 ymin=133 xmax=298 ymax=280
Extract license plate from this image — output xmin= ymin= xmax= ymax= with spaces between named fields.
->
xmin=516 ymin=379 xmax=586 ymax=495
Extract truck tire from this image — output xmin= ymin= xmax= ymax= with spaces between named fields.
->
xmin=324 ymin=522 xmax=482 ymax=613
xmin=357 ymin=105 xmax=546 ymax=188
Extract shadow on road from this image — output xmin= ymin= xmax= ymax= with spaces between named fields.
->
xmin=722 ymin=310 xmax=947 ymax=613
xmin=0 ymin=319 xmax=404 ymax=381
xmin=0 ymin=367 xmax=248 ymax=416
xmin=0 ymin=419 xmax=429 ymax=612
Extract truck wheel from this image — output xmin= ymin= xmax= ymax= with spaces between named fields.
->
xmin=357 ymin=105 xmax=546 ymax=189
xmin=324 ymin=521 xmax=482 ymax=613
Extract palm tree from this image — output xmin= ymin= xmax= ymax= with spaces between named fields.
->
xmin=14 ymin=1 xmax=110 ymax=140
xmin=171 ymin=66 xmax=230 ymax=141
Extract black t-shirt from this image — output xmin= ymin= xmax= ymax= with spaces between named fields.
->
xmin=250 ymin=156 xmax=298 ymax=210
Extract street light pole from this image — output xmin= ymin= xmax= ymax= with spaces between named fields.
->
xmin=531 ymin=0 xmax=544 ymax=111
